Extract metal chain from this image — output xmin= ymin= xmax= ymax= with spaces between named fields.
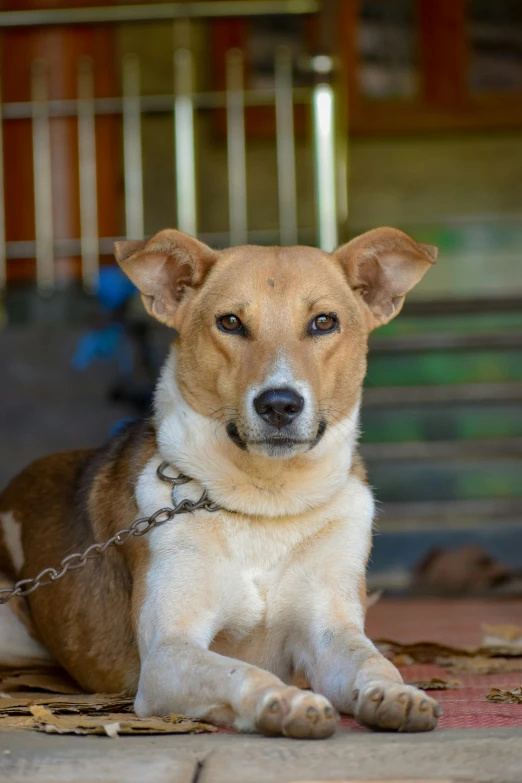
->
xmin=0 ymin=462 xmax=222 ymax=605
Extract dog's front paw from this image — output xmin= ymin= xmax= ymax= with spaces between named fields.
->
xmin=354 ymin=681 xmax=442 ymax=732
xmin=253 ymin=686 xmax=337 ymax=739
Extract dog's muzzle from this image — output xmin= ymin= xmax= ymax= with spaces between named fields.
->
xmin=226 ymin=384 xmax=327 ymax=455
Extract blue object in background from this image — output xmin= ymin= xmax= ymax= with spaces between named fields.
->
xmin=72 ymin=265 xmax=161 ymax=436
xmin=109 ymin=416 xmax=139 ymax=438
xmin=72 ymin=322 xmax=135 ymax=376
xmin=96 ymin=265 xmax=137 ymax=312
xmin=72 ymin=266 xmax=137 ymax=374
xmin=72 ymin=266 xmax=144 ymax=437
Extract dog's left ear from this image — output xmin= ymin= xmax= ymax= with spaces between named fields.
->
xmin=114 ymin=229 xmax=216 ymax=328
xmin=334 ymin=227 xmax=437 ymax=330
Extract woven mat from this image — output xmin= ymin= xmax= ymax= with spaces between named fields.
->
xmin=340 ymin=664 xmax=522 ymax=731
xmin=1 ymin=600 xmax=521 ymax=734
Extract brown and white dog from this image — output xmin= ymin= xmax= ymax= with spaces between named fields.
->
xmin=0 ymin=227 xmax=439 ymax=739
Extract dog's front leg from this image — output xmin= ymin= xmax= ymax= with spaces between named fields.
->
xmin=131 ymin=546 xmax=336 ymax=738
xmin=305 ymin=623 xmax=442 ymax=732
xmin=285 ymin=484 xmax=441 ymax=732
xmin=135 ymin=639 xmax=336 ymax=737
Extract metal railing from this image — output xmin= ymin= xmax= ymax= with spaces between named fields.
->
xmin=0 ymin=2 xmax=320 ymax=27
xmin=0 ymin=0 xmax=341 ymax=294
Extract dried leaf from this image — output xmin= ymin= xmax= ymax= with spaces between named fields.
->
xmin=29 ymin=704 xmax=215 ymax=737
xmin=446 ymin=657 xmax=522 ymax=675
xmin=482 ymin=623 xmax=522 ymax=651
xmin=377 ymin=639 xmax=522 ymax=663
xmin=391 ymin=654 xmax=415 ymax=667
xmin=409 ymin=678 xmax=461 ymax=691
xmin=482 ymin=624 xmax=522 ymax=643
xmin=486 ymin=686 xmax=522 ymax=704
xmin=30 ymin=705 xmax=58 ymax=722
xmin=377 ymin=638 xmax=522 ymax=675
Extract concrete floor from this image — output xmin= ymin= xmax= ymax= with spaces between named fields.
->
xmin=0 ymin=726 xmax=521 ymax=783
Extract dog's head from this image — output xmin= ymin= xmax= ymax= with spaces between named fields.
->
xmin=115 ymin=229 xmax=436 ymax=460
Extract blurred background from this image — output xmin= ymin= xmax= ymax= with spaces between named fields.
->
xmin=1 ymin=0 xmax=521 ymax=594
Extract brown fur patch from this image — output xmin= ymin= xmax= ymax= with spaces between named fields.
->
xmin=350 ymin=450 xmax=368 ymax=485
xmin=0 ymin=421 xmax=157 ymax=693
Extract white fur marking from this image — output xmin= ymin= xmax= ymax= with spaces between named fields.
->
xmin=0 ymin=601 xmax=52 ymax=665
xmin=0 ymin=511 xmax=24 ymax=573
xmin=244 ymin=354 xmax=316 ymax=447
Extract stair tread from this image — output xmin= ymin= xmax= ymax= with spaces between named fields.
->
xmin=364 ymin=381 xmax=522 ymax=406
xmin=361 ymin=437 xmax=522 ymax=461
xmin=370 ymin=331 xmax=522 ymax=353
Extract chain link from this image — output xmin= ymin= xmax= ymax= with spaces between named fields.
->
xmin=0 ymin=462 xmax=221 ymax=605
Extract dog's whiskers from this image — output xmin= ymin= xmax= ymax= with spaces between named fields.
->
xmin=319 ymin=405 xmax=358 ymax=446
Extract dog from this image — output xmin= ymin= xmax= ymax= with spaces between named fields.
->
xmin=0 ymin=227 xmax=439 ymax=738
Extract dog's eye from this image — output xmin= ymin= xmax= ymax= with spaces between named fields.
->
xmin=309 ymin=313 xmax=338 ymax=335
xmin=217 ymin=314 xmax=245 ymax=334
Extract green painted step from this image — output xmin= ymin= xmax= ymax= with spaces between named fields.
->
xmin=360 ymin=402 xmax=522 ymax=443
xmin=374 ymin=311 xmax=522 ymax=338
xmin=365 ymin=349 xmax=522 ymax=387
xmin=367 ymin=458 xmax=522 ymax=503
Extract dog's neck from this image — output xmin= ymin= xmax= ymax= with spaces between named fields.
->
xmin=154 ymin=347 xmax=360 ymax=518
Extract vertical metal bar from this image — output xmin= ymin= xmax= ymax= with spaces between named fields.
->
xmin=122 ymin=53 xmax=144 ymax=240
xmin=336 ymin=135 xmax=349 ymax=227
xmin=275 ymin=46 xmax=298 ymax=246
xmin=0 ymin=82 xmax=6 ymax=293
xmin=226 ymin=48 xmax=247 ymax=245
xmin=31 ymin=59 xmax=54 ymax=293
xmin=77 ymin=57 xmax=99 ymax=293
xmin=174 ymin=48 xmax=197 ymax=236
xmin=312 ymin=56 xmax=337 ymax=252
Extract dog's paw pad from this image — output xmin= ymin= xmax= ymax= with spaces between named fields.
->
xmin=355 ymin=681 xmax=441 ymax=732
xmin=256 ymin=687 xmax=337 ymax=739
xmin=282 ymin=692 xmax=337 ymax=739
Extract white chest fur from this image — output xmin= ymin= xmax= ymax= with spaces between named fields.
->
xmin=135 ymin=456 xmax=374 ymax=674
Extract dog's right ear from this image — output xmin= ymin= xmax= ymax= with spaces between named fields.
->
xmin=114 ymin=229 xmax=216 ymax=328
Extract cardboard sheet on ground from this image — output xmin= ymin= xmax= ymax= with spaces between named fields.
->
xmin=0 ymin=666 xmax=82 ymax=694
xmin=0 ymin=665 xmax=215 ymax=736
xmin=0 ymin=692 xmax=135 ymax=715
xmin=29 ymin=705 xmax=215 ymax=737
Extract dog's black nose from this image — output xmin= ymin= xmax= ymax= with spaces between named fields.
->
xmin=253 ymin=388 xmax=304 ymax=430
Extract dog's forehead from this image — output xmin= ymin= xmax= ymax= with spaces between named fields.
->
xmin=207 ymin=245 xmax=347 ymax=301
